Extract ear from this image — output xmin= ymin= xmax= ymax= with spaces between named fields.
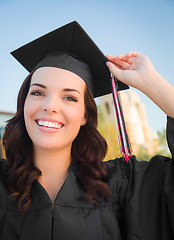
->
xmin=81 ymin=118 xmax=87 ymax=126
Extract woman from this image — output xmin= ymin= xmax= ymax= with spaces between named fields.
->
xmin=1 ymin=21 xmax=174 ymax=239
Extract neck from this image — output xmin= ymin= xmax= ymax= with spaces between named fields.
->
xmin=33 ymin=145 xmax=72 ymax=178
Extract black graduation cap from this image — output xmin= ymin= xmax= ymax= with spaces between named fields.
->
xmin=11 ymin=21 xmax=129 ymax=98
xmin=11 ymin=21 xmax=132 ymax=161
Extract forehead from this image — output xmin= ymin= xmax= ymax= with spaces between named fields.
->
xmin=30 ymin=67 xmax=86 ymax=90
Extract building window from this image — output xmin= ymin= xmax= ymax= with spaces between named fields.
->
xmin=105 ymin=102 xmax=110 ymax=114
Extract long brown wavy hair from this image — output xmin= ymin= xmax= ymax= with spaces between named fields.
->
xmin=3 ymin=71 xmax=111 ymax=211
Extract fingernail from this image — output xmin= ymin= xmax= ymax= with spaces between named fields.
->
xmin=106 ymin=61 xmax=110 ymax=67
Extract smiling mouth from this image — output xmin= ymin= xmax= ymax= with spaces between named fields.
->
xmin=36 ymin=120 xmax=64 ymax=129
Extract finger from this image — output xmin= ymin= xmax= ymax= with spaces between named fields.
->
xmin=116 ymin=54 xmax=128 ymax=61
xmin=106 ymin=54 xmax=127 ymax=62
xmin=126 ymin=57 xmax=135 ymax=65
xmin=127 ymin=51 xmax=139 ymax=58
xmin=106 ymin=54 xmax=116 ymax=62
xmin=112 ymin=64 xmax=124 ymax=70
xmin=107 ymin=54 xmax=134 ymax=66
xmin=107 ymin=52 xmax=139 ymax=60
xmin=112 ymin=59 xmax=131 ymax=70
xmin=106 ymin=61 xmax=122 ymax=79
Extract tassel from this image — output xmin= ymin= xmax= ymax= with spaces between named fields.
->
xmin=111 ymin=74 xmax=132 ymax=162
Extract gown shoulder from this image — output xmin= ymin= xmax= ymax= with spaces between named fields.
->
xmin=106 ymin=116 xmax=174 ymax=239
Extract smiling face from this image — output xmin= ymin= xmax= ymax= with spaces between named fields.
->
xmin=24 ymin=67 xmax=86 ymax=152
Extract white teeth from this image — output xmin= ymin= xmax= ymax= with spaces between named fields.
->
xmin=48 ymin=122 xmax=52 ymax=127
xmin=37 ymin=120 xmax=62 ymax=129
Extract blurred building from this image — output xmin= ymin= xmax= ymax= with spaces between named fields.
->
xmin=99 ymin=90 xmax=156 ymax=155
xmin=0 ymin=112 xmax=14 ymax=158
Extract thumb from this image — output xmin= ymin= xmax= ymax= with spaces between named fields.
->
xmin=106 ymin=61 xmax=122 ymax=80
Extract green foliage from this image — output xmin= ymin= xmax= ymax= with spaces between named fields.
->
xmin=136 ymin=128 xmax=171 ymax=161
xmin=136 ymin=145 xmax=152 ymax=162
xmin=156 ymin=128 xmax=170 ymax=157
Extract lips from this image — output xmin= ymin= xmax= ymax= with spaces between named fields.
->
xmin=35 ymin=119 xmax=64 ymax=129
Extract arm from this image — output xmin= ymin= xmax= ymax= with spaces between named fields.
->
xmin=106 ymin=51 xmax=174 ymax=118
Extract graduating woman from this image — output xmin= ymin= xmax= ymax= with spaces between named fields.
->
xmin=1 ymin=21 xmax=174 ymax=240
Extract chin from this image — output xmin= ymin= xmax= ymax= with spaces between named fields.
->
xmin=33 ymin=140 xmax=72 ymax=152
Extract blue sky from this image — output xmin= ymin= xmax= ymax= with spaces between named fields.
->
xmin=0 ymin=0 xmax=174 ymax=132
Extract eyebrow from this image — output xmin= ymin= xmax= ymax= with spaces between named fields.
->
xmin=30 ymin=83 xmax=81 ymax=95
xmin=63 ymin=88 xmax=81 ymax=95
xmin=30 ymin=83 xmax=46 ymax=88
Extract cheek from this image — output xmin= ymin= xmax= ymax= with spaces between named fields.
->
xmin=66 ymin=105 xmax=85 ymax=123
xmin=24 ymin=99 xmax=29 ymax=122
xmin=24 ymin=98 xmax=32 ymax=121
xmin=23 ymin=96 xmax=38 ymax=130
xmin=24 ymin=96 xmax=41 ymax=119
xmin=23 ymin=98 xmax=32 ymax=134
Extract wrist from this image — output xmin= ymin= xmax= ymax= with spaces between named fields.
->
xmin=139 ymin=68 xmax=159 ymax=95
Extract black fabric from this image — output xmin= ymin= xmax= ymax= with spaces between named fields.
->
xmin=0 ymin=116 xmax=174 ymax=239
xmin=34 ymin=53 xmax=94 ymax=95
xmin=10 ymin=21 xmax=129 ymax=98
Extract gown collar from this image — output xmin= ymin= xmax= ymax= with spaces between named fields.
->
xmin=29 ymin=160 xmax=95 ymax=211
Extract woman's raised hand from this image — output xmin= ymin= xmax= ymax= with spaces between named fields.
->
xmin=106 ymin=51 xmax=174 ymax=118
xmin=106 ymin=51 xmax=155 ymax=92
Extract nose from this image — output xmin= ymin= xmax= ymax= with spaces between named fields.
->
xmin=42 ymin=96 xmax=60 ymax=113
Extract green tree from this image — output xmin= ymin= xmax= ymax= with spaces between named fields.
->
xmin=136 ymin=128 xmax=171 ymax=161
xmin=156 ymin=128 xmax=170 ymax=157
xmin=136 ymin=145 xmax=152 ymax=162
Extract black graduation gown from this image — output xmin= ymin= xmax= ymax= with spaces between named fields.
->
xmin=0 ymin=116 xmax=173 ymax=240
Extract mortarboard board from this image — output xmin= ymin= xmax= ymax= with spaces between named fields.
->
xmin=10 ymin=21 xmax=129 ymax=98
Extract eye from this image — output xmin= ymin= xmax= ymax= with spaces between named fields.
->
xmin=30 ymin=90 xmax=45 ymax=96
xmin=64 ymin=96 xmax=78 ymax=102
